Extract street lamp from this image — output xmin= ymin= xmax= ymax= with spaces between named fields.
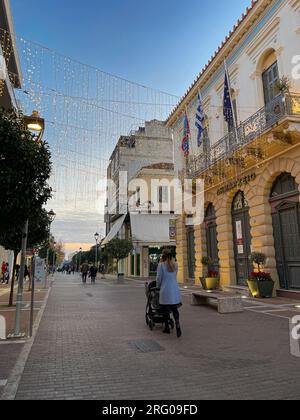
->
xmin=94 ymin=233 xmax=100 ymax=268
xmin=79 ymin=247 xmax=83 ymax=272
xmin=52 ymin=242 xmax=57 ymax=273
xmin=11 ymin=111 xmax=45 ymax=338
xmin=23 ymin=111 xmax=45 ymax=142
xmin=46 ymin=209 xmax=56 ymax=273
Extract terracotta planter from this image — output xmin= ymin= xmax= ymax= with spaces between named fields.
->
xmin=247 ymin=279 xmax=274 ymax=298
xmin=200 ymin=277 xmax=220 ymax=291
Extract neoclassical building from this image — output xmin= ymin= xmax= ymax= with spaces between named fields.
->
xmin=167 ymin=0 xmax=300 ymax=298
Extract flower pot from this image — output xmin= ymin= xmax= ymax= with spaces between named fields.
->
xmin=200 ymin=277 xmax=220 ymax=291
xmin=247 ymin=279 xmax=274 ymax=298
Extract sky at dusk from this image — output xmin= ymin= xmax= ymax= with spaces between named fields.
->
xmin=10 ymin=0 xmax=251 ymax=257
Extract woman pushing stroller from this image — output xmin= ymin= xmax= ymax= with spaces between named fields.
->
xmin=156 ymin=249 xmax=182 ymax=338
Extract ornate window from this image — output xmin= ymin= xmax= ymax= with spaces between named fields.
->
xmin=232 ymin=191 xmax=248 ymax=211
xmin=270 ymin=173 xmax=298 ymax=199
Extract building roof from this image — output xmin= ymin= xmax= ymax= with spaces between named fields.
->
xmin=166 ymin=0 xmax=271 ymax=126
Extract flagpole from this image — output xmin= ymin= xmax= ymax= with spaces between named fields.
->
xmin=224 ymin=59 xmax=239 ymax=143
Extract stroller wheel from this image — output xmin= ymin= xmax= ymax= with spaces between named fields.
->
xmin=169 ymin=319 xmax=175 ymax=330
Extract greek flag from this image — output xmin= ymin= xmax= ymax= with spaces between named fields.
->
xmin=195 ymin=92 xmax=205 ymax=147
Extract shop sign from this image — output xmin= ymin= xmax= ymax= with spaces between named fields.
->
xmin=34 ymin=257 xmax=46 ymax=285
xmin=217 ymin=173 xmax=256 ymax=196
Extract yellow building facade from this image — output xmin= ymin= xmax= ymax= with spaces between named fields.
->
xmin=167 ymin=0 xmax=300 ymax=297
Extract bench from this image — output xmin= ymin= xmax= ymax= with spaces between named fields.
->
xmin=191 ymin=290 xmax=244 ymax=314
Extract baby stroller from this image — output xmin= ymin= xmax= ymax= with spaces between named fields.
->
xmin=145 ymin=281 xmax=175 ymax=331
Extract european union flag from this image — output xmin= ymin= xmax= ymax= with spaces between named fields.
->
xmin=223 ymin=71 xmax=234 ymax=130
xmin=195 ymin=92 xmax=205 ymax=147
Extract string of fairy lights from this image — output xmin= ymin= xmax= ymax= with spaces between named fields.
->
xmin=0 ymin=28 xmax=178 ymax=215
xmin=0 ymin=28 xmax=268 ymax=218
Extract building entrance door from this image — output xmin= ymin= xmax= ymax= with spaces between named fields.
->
xmin=205 ymin=204 xmax=219 ymax=273
xmin=270 ymin=173 xmax=300 ymax=290
xmin=187 ymin=228 xmax=195 ymax=282
xmin=232 ymin=191 xmax=252 ymax=286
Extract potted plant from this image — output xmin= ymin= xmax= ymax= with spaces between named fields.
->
xmin=247 ymin=252 xmax=275 ymax=298
xmin=200 ymin=256 xmax=220 ymax=291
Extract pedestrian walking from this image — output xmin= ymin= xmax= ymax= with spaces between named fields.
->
xmin=4 ymin=262 xmax=9 ymax=284
xmin=99 ymin=263 xmax=106 ymax=279
xmin=81 ymin=261 xmax=89 ymax=283
xmin=89 ymin=265 xmax=98 ymax=284
xmin=24 ymin=264 xmax=30 ymax=283
xmin=1 ymin=261 xmax=6 ymax=283
xmin=15 ymin=264 xmax=20 ymax=280
xmin=156 ymin=249 xmax=182 ymax=338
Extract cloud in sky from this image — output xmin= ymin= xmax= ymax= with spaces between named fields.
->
xmin=50 ymin=208 xmax=106 ymax=258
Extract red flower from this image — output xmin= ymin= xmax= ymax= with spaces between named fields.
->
xmin=208 ymin=270 xmax=219 ymax=278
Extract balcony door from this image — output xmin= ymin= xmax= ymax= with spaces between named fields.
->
xmin=232 ymin=191 xmax=252 ymax=286
xmin=262 ymin=61 xmax=279 ymax=106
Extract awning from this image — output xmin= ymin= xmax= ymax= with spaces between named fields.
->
xmin=130 ymin=214 xmax=176 ymax=245
xmin=102 ymin=214 xmax=127 ymax=245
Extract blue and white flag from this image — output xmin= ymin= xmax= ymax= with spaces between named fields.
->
xmin=195 ymin=92 xmax=205 ymax=147
xmin=223 ymin=70 xmax=234 ymax=130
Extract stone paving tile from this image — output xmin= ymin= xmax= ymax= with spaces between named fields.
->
xmin=14 ymin=273 xmax=300 ymax=400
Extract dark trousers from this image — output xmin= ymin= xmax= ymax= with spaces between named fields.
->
xmin=161 ymin=305 xmax=180 ymax=328
xmin=82 ymin=273 xmax=88 ymax=283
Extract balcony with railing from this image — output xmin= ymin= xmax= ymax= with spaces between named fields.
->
xmin=187 ymin=93 xmax=300 ymax=178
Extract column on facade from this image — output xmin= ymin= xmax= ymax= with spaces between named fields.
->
xmin=176 ymin=215 xmax=188 ymax=284
xmin=247 ymin=180 xmax=279 ymax=289
xmin=215 ymin=199 xmax=236 ymax=287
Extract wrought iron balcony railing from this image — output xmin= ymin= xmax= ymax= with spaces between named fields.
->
xmin=187 ymin=93 xmax=300 ymax=177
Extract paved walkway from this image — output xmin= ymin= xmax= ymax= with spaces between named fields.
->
xmin=9 ymin=273 xmax=300 ymax=400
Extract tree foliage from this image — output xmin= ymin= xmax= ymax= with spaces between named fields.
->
xmin=72 ymin=245 xmax=107 ymax=267
xmin=106 ymin=238 xmax=133 ymax=270
xmin=0 ymin=109 xmax=52 ymax=233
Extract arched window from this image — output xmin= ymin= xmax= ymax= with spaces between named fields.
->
xmin=260 ymin=49 xmax=279 ymax=106
xmin=232 ymin=191 xmax=249 ymax=212
xmin=270 ymin=173 xmax=298 ymax=199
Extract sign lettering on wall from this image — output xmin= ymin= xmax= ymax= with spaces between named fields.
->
xmin=217 ymin=173 xmax=256 ymax=196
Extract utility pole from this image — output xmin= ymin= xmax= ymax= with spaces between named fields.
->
xmin=10 ymin=220 xmax=28 ymax=338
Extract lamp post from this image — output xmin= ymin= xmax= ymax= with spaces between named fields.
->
xmin=11 ymin=111 xmax=45 ymax=338
xmin=52 ymin=242 xmax=57 ymax=273
xmin=79 ymin=247 xmax=82 ymax=272
xmin=46 ymin=209 xmax=56 ymax=276
xmin=94 ymin=233 xmax=99 ymax=269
